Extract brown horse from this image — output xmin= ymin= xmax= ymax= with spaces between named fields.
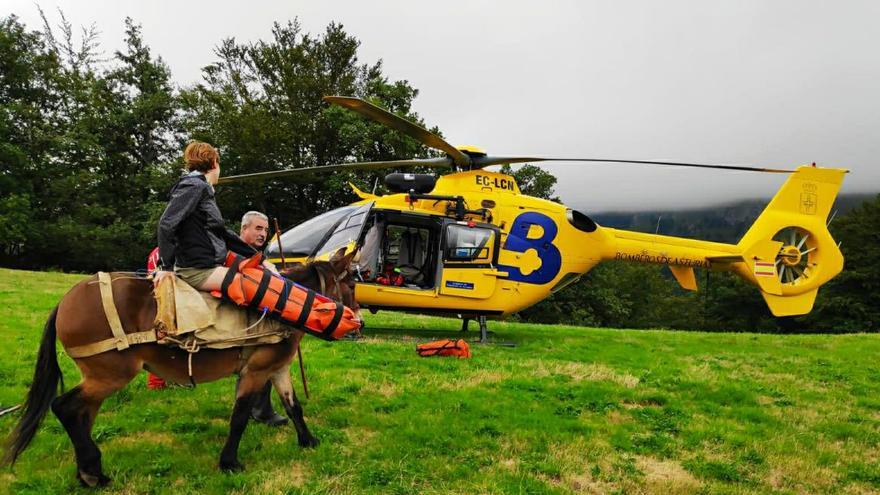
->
xmin=3 ymin=249 xmax=360 ymax=487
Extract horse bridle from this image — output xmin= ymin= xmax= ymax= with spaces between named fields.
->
xmin=311 ymin=263 xmax=351 ymax=303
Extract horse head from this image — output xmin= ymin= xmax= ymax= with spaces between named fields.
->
xmin=281 ymin=247 xmax=362 ymax=327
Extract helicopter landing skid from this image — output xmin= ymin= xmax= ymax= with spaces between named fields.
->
xmin=461 ymin=316 xmax=516 ymax=346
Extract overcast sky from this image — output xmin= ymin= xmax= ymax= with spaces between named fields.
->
xmin=6 ymin=0 xmax=879 ymax=212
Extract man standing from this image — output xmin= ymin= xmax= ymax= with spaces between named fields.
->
xmin=145 ymin=210 xmax=288 ymax=427
xmin=237 ymin=211 xmax=288 ymax=426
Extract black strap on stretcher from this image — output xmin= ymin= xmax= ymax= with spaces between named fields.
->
xmin=322 ymin=302 xmax=345 ymax=338
xmin=220 ymin=255 xmax=246 ymax=297
xmin=295 ymin=288 xmax=316 ymax=328
xmin=274 ymin=280 xmax=290 ymax=313
xmin=249 ymin=269 xmax=273 ymax=310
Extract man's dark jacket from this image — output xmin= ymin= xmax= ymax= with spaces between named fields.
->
xmin=157 ymin=172 xmax=255 ymax=270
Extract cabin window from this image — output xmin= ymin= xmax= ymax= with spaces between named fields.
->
xmin=445 ymin=225 xmax=493 ymax=262
xmin=267 ymin=206 xmax=357 ymax=257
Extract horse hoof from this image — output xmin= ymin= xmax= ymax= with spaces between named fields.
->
xmin=299 ymin=435 xmax=320 ymax=448
xmin=219 ymin=459 xmax=245 ymax=472
xmin=77 ymin=471 xmax=111 ymax=488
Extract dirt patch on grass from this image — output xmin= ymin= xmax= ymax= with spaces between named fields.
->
xmin=362 ymin=380 xmax=398 ymax=398
xmin=344 ymin=426 xmax=376 ymax=448
xmin=764 ymin=455 xmax=838 ymax=493
xmin=108 ymin=431 xmax=175 ymax=447
xmin=437 ymin=369 xmax=511 ymax=389
xmin=564 ymin=472 xmax=617 ymax=494
xmin=235 ymin=462 xmax=306 ymax=495
xmin=637 ymin=456 xmax=701 ymax=493
xmin=606 ymin=410 xmax=629 ymax=424
xmin=530 ymin=361 xmax=639 ymax=388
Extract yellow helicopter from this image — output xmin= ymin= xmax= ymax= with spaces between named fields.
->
xmin=220 ymin=96 xmax=847 ymax=341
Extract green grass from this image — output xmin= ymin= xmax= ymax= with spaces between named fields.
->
xmin=1 ymin=267 xmax=879 ymax=494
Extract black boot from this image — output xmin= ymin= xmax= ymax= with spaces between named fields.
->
xmin=235 ymin=377 xmax=288 ymax=426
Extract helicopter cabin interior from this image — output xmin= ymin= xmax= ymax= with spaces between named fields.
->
xmin=268 ymin=204 xmax=500 ymax=296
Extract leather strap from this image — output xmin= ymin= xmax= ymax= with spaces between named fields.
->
xmin=65 ymin=272 xmax=159 ymax=358
xmin=66 ymin=330 xmax=157 ymax=358
xmin=98 ymin=272 xmax=129 ymax=352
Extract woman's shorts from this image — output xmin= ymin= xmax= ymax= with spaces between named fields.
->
xmin=174 ymin=266 xmax=218 ymax=289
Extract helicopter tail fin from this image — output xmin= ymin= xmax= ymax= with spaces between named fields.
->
xmin=729 ymin=165 xmax=847 ymax=316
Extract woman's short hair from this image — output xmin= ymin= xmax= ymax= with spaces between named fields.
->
xmin=184 ymin=141 xmax=219 ymax=173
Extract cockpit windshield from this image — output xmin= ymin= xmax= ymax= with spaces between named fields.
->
xmin=266 ymin=206 xmax=357 ymax=258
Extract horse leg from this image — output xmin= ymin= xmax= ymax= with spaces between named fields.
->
xmin=51 ymin=354 xmax=140 ymax=488
xmin=219 ymin=370 xmax=269 ymax=472
xmin=270 ymin=369 xmax=318 ymax=448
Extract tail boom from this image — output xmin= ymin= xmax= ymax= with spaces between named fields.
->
xmin=598 ymin=165 xmax=846 ymax=317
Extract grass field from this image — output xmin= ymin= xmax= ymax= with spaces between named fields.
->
xmin=0 ymin=268 xmax=879 ymax=494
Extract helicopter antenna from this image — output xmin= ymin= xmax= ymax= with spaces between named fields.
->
xmin=372 ymin=177 xmax=379 ymax=195
xmin=655 ymin=215 xmax=662 ymax=235
xmin=826 ymin=209 xmax=838 ymax=227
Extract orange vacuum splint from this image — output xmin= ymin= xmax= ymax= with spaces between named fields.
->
xmin=416 ymin=339 xmax=471 ymax=358
xmin=218 ymin=253 xmax=360 ymax=340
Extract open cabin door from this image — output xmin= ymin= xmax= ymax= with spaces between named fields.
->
xmin=439 ymin=222 xmax=501 ymax=299
xmin=311 ymin=201 xmax=374 ymax=260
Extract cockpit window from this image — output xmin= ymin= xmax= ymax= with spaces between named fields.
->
xmin=445 ymin=224 xmax=493 ymax=261
xmin=266 ymin=206 xmax=357 ymax=257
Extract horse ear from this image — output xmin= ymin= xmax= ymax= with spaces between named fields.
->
xmin=330 ymin=247 xmax=349 ymax=272
xmin=330 ymin=247 xmax=347 ymax=262
xmin=342 ymin=249 xmax=357 ymax=267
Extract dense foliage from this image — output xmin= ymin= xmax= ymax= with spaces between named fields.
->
xmin=0 ymin=15 xmax=430 ymax=271
xmin=0 ymin=15 xmax=876 ymax=332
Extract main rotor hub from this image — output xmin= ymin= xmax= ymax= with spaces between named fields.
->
xmin=780 ymin=245 xmax=802 ymax=267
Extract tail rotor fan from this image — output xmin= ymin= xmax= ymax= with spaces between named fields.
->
xmin=772 ymin=227 xmax=817 ymax=285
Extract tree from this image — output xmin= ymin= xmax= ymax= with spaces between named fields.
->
xmin=0 ymin=16 xmax=62 ymax=261
xmin=499 ymin=163 xmax=560 ymax=202
xmin=805 ymin=194 xmax=880 ymax=332
xmin=180 ymin=20 xmax=434 ymax=231
xmin=0 ymin=15 xmax=179 ymax=271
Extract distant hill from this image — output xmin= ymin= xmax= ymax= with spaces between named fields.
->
xmin=588 ymin=193 xmax=876 ymax=244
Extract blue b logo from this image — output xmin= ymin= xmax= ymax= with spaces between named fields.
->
xmin=497 ymin=212 xmax=562 ymax=284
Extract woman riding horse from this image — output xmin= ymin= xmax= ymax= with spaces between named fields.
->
xmin=154 ymin=141 xmax=259 ymax=292
xmin=2 ymin=142 xmax=362 ymax=487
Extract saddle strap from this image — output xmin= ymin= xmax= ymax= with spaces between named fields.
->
xmin=98 ymin=272 xmax=129 ymax=351
xmin=65 ymin=272 xmax=158 ymax=358
xmin=67 ymin=331 xmax=157 ymax=358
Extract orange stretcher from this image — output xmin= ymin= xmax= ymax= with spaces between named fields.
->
xmin=218 ymin=253 xmax=360 ymax=340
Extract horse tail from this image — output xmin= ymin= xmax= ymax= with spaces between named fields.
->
xmin=3 ymin=305 xmax=64 ymax=465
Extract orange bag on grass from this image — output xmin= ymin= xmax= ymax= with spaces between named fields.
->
xmin=416 ymin=339 xmax=471 ymax=358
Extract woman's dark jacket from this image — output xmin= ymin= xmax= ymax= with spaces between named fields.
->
xmin=157 ymin=172 xmax=255 ymax=270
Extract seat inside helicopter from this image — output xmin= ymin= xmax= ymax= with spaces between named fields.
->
xmin=356 ymin=212 xmax=440 ymax=289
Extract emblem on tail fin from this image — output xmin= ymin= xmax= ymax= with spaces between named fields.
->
xmin=799 ymin=182 xmax=818 ymax=215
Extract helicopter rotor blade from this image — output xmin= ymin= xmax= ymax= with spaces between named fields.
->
xmin=471 ymin=156 xmax=796 ymax=174
xmin=323 ymin=96 xmax=472 ymax=168
xmin=217 ymin=157 xmax=454 ymax=184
